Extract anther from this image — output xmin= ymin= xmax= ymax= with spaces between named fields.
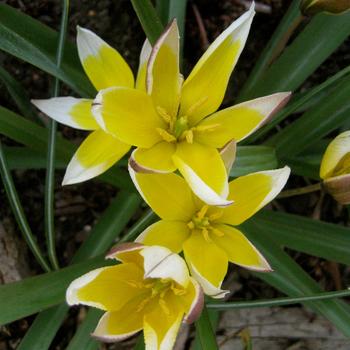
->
xmin=156 ymin=128 xmax=176 ymax=142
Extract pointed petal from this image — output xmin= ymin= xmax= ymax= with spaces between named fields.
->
xmin=130 ymin=142 xmax=177 ymax=173
xmin=182 ymin=277 xmax=204 ymax=324
xmin=179 ymin=4 xmax=255 ymax=125
xmin=143 ymin=300 xmax=183 ymax=350
xmin=62 ymin=130 xmax=130 ymax=185
xmin=106 ymin=242 xmax=144 ymax=268
xmin=320 ymin=131 xmax=350 ymax=179
xmin=195 ymin=92 xmax=291 ymax=147
xmin=66 ymin=263 xmax=143 ymax=310
xmin=183 ymin=233 xmax=229 ymax=298
xmin=147 ymin=20 xmax=181 ymax=117
xmin=221 ymin=166 xmax=290 ymax=225
xmin=77 ymin=26 xmax=134 ymax=90
xmin=212 ymin=224 xmax=272 ymax=272
xmin=128 ymin=166 xmax=197 ymax=221
xmin=220 ymin=140 xmax=237 ymax=175
xmin=93 ymin=310 xmax=142 ymax=343
xmin=323 ymin=174 xmax=350 ymax=205
xmin=136 ymin=220 xmax=190 ymax=253
xmin=32 ymin=97 xmax=98 ymax=130
xmin=172 ymin=142 xmax=232 ymax=206
xmin=136 ymin=39 xmax=152 ymax=91
xmin=141 ymin=245 xmax=190 ymax=287
xmin=92 ymin=87 xmax=164 ymax=148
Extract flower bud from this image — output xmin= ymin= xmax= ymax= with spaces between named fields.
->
xmin=301 ymin=0 xmax=350 ymax=16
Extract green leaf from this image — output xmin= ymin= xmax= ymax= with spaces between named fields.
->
xmin=195 ymin=305 xmax=219 ymax=350
xmin=252 ymin=210 xmax=350 ymax=266
xmin=245 ymin=11 xmax=350 ymax=99
xmin=0 ymin=4 xmax=94 ymax=97
xmin=231 ymin=146 xmax=278 ymax=177
xmin=156 ymin=0 xmax=170 ymax=25
xmin=266 ymin=74 xmax=350 ymax=158
xmin=17 ymin=191 xmax=140 ymax=349
xmin=0 ymin=106 xmax=133 ymax=190
xmin=0 ymin=65 xmax=38 ymax=122
xmin=241 ymin=218 xmax=350 ymax=337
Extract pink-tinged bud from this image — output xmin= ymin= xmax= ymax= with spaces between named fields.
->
xmin=323 ymin=174 xmax=350 ymax=205
xmin=301 ymin=0 xmax=350 ymax=16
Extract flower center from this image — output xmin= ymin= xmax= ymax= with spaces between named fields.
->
xmin=187 ymin=205 xmax=224 ymax=242
xmin=155 ymin=98 xmax=219 ymax=144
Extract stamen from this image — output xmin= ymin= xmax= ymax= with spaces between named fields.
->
xmin=184 ymin=130 xmax=194 ymax=143
xmin=187 ymin=96 xmax=208 ymax=116
xmin=209 ymin=211 xmax=223 ymax=221
xmin=194 ymin=123 xmax=220 ymax=132
xmin=156 ymin=128 xmax=176 ymax=142
xmin=156 ymin=106 xmax=172 ymax=124
xmin=202 ymin=227 xmax=212 ymax=242
xmin=159 ymin=299 xmax=170 ymax=315
xmin=187 ymin=221 xmax=195 ymax=229
xmin=211 ymin=227 xmax=225 ymax=237
xmin=197 ymin=205 xmax=209 ymax=219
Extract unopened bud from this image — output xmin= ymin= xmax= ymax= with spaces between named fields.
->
xmin=301 ymin=0 xmax=350 ymax=16
xmin=323 ymin=174 xmax=350 ymax=205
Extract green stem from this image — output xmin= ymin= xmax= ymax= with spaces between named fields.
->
xmin=130 ymin=0 xmax=164 ymax=45
xmin=207 ymin=288 xmax=350 ymax=310
xmin=45 ymin=0 xmax=69 ymax=270
xmin=0 ymin=140 xmax=51 ymax=272
xmin=278 ymin=182 xmax=322 ymax=198
xmin=195 ymin=305 xmax=219 ymax=350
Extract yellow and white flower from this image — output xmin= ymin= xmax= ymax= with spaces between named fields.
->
xmin=67 ymin=243 xmax=203 ymax=349
xmin=129 ymin=163 xmax=290 ymax=298
xmin=320 ymin=131 xmax=350 ymax=204
xmin=32 ymin=4 xmax=290 ymax=205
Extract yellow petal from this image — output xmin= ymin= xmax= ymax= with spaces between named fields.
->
xmin=320 ymin=131 xmax=350 ymax=179
xmin=147 ymin=20 xmax=181 ymax=117
xmin=128 ymin=168 xmax=197 ymax=221
xmin=131 ymin=142 xmax=177 ymax=173
xmin=92 ymin=87 xmax=164 ymax=148
xmin=211 ymin=224 xmax=271 ymax=271
xmin=136 ymin=220 xmax=190 ymax=253
xmin=62 ymin=130 xmax=130 ymax=185
xmin=106 ymin=242 xmax=144 ymax=268
xmin=141 ymin=245 xmax=190 ymax=287
xmin=136 ymin=39 xmax=152 ymax=91
xmin=144 ymin=299 xmax=183 ymax=350
xmin=220 ymin=140 xmax=237 ymax=175
xmin=179 ymin=4 xmax=255 ymax=125
xmin=182 ymin=277 xmax=204 ymax=324
xmin=195 ymin=92 xmax=291 ymax=147
xmin=183 ymin=232 xmax=229 ymax=298
xmin=172 ymin=142 xmax=232 ymax=206
xmin=66 ymin=263 xmax=143 ymax=311
xmin=32 ymin=97 xmax=98 ymax=130
xmin=221 ymin=166 xmax=290 ymax=225
xmin=76 ymin=26 xmax=134 ymax=90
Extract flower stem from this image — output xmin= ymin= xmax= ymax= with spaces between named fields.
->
xmin=45 ymin=0 xmax=69 ymax=270
xmin=207 ymin=288 xmax=350 ymax=310
xmin=278 ymin=182 xmax=322 ymax=198
xmin=0 ymin=140 xmax=51 ymax=272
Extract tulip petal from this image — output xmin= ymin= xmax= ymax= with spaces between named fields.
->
xmin=128 ymin=167 xmax=197 ymax=221
xmin=320 ymin=131 xmax=350 ymax=179
xmin=182 ymin=277 xmax=204 ymax=324
xmin=136 ymin=220 xmax=190 ymax=253
xmin=141 ymin=245 xmax=190 ymax=287
xmin=144 ymin=300 xmax=183 ymax=350
xmin=136 ymin=39 xmax=152 ymax=91
xmin=221 ymin=166 xmax=290 ymax=225
xmin=93 ymin=310 xmax=143 ymax=343
xmin=32 ymin=97 xmax=98 ymax=130
xmin=130 ymin=142 xmax=177 ymax=173
xmin=220 ymin=140 xmax=237 ymax=175
xmin=212 ymin=224 xmax=272 ymax=272
xmin=106 ymin=242 xmax=144 ymax=267
xmin=172 ymin=142 xmax=232 ymax=206
xmin=92 ymin=87 xmax=164 ymax=148
xmin=66 ymin=263 xmax=143 ymax=311
xmin=147 ymin=20 xmax=181 ymax=117
xmin=62 ymin=130 xmax=130 ymax=185
xmin=76 ymin=26 xmax=134 ymax=90
xmin=179 ymin=4 xmax=255 ymax=125
xmin=323 ymin=174 xmax=350 ymax=205
xmin=183 ymin=232 xmax=229 ymax=298
xmin=195 ymin=92 xmax=291 ymax=147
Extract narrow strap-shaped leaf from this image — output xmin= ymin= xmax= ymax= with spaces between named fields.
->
xmin=0 ymin=4 xmax=94 ymax=97
xmin=195 ymin=305 xmax=219 ymax=350
xmin=0 ymin=141 xmax=51 ymax=272
xmin=156 ymin=0 xmax=170 ymax=25
xmin=241 ymin=219 xmax=350 ymax=337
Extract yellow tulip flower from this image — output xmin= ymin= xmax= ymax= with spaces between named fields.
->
xmin=129 ymin=164 xmax=290 ymax=297
xmin=66 ymin=243 xmax=203 ymax=348
xmin=320 ymin=131 xmax=350 ymax=204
